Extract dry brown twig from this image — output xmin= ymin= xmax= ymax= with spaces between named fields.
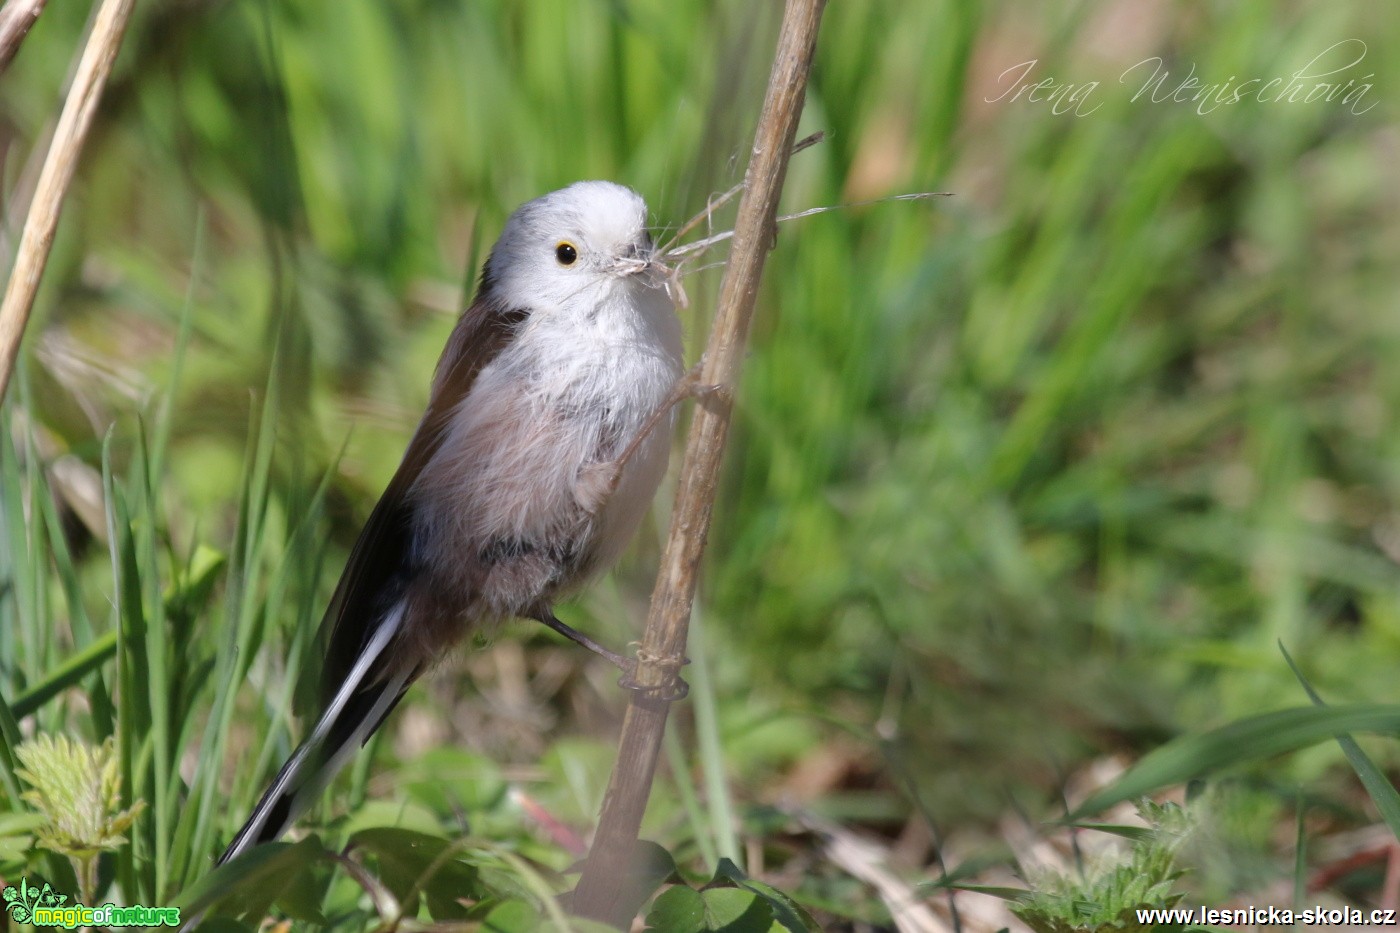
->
xmin=569 ymin=0 xmax=828 ymax=924
xmin=654 ymin=133 xmax=947 ymax=309
xmin=0 ymin=0 xmax=136 ymax=403
xmin=0 ymin=0 xmax=49 ymax=74
xmin=657 ymin=129 xmax=827 ymax=256
xmin=790 ymin=807 xmax=955 ymax=933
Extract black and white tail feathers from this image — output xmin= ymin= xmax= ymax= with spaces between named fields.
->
xmin=217 ymin=603 xmax=416 ymax=866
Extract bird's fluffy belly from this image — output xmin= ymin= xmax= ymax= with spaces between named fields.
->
xmin=408 ymin=314 xmax=680 ymax=621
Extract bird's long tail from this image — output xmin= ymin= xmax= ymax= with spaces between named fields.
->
xmin=217 ymin=602 xmax=414 ymax=865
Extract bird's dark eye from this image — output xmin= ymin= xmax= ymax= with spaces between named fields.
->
xmin=555 ymin=242 xmax=578 ymax=266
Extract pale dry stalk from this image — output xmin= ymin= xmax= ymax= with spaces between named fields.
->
xmin=0 ymin=0 xmax=50 ymax=73
xmin=0 ymin=0 xmax=136 ymax=402
xmin=570 ymin=0 xmax=828 ymax=924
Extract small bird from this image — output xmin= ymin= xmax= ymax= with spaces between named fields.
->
xmin=218 ymin=181 xmax=685 ymax=864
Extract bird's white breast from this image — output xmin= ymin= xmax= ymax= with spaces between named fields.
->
xmin=415 ymin=278 xmax=682 ymax=583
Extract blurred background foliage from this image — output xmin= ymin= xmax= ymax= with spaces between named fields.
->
xmin=3 ymin=0 xmax=1400 ymax=922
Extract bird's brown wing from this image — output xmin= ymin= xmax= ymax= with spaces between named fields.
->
xmin=318 ymin=290 xmax=529 ymax=706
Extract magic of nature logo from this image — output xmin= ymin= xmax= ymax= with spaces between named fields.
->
xmin=2 ymin=876 xmax=180 ymax=928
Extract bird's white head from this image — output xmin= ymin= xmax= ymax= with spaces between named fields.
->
xmin=484 ymin=181 xmax=665 ymax=313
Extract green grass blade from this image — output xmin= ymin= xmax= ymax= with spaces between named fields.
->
xmin=663 ymin=725 xmax=717 ymax=870
xmin=0 ymin=407 xmax=32 ymax=803
xmin=1 ymin=408 xmax=39 ymax=691
xmin=34 ymin=455 xmax=95 ymax=649
xmin=1280 ymin=643 xmax=1400 ymax=844
xmin=0 ymin=687 xmax=24 ymax=806
xmin=1293 ymin=794 xmax=1306 ymax=911
xmin=690 ymin=605 xmax=739 ymax=867
xmin=149 ymin=211 xmax=205 ymax=484
xmin=10 ymin=632 xmax=118 ymax=719
xmin=130 ymin=427 xmax=175 ymax=897
xmin=185 ymin=364 xmax=283 ymax=872
xmin=20 ymin=415 xmax=55 ymax=711
xmin=102 ymin=428 xmax=144 ymax=899
xmin=1069 ymin=705 xmax=1400 ymax=819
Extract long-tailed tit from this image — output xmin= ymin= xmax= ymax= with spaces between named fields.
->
xmin=218 ymin=181 xmax=684 ymax=864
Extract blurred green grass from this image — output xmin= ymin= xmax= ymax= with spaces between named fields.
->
xmin=3 ymin=0 xmax=1400 ymax=923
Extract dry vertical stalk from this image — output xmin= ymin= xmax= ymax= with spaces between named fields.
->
xmin=0 ymin=0 xmax=136 ymax=403
xmin=0 ymin=0 xmax=50 ymax=74
xmin=570 ymin=0 xmax=828 ymax=923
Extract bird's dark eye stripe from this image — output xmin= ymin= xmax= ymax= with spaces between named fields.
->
xmin=555 ymin=242 xmax=578 ymax=265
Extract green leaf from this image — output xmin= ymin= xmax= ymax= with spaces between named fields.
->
xmin=350 ymin=826 xmax=482 ymax=919
xmin=560 ymin=918 xmax=623 ymax=933
xmin=647 ymin=886 xmax=706 ymax=933
xmin=482 ymin=898 xmax=540 ymax=932
xmin=184 ymin=918 xmax=256 ymax=933
xmin=701 ymin=858 xmax=815 ymax=931
xmin=709 ymin=857 xmax=747 ymax=887
xmin=271 ymin=864 xmax=331 ymax=925
xmin=0 ymin=812 xmax=47 ymax=836
xmin=0 ymin=835 xmax=33 ymax=862
xmin=400 ymin=747 xmax=508 ymax=814
xmin=1069 ymin=704 xmax=1400 ymax=818
xmin=338 ymin=798 xmax=445 ymax=838
xmin=735 ymin=877 xmax=819 ymax=933
xmin=699 ymin=887 xmax=776 ymax=932
xmin=628 ymin=840 xmax=684 ymax=895
xmin=647 ymin=883 xmax=782 ymax=933
xmin=170 ymin=836 xmax=326 ymax=922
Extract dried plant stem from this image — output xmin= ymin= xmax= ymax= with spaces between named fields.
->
xmin=570 ymin=0 xmax=827 ymax=924
xmin=659 ymin=131 xmax=826 ymax=256
xmin=0 ymin=0 xmax=135 ymax=403
xmin=0 ymin=0 xmax=50 ymax=74
xmin=665 ymin=191 xmax=952 ymax=260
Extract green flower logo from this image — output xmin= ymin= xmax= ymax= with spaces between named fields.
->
xmin=3 ymin=877 xmax=67 ymax=923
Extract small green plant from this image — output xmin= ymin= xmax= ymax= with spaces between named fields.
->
xmin=14 ymin=734 xmax=146 ymax=903
xmin=1011 ymin=801 xmax=1192 ymax=933
xmin=645 ymin=858 xmax=819 ymax=933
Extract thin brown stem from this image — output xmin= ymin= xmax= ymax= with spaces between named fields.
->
xmin=569 ymin=0 xmax=828 ymax=925
xmin=0 ymin=0 xmax=136 ymax=402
